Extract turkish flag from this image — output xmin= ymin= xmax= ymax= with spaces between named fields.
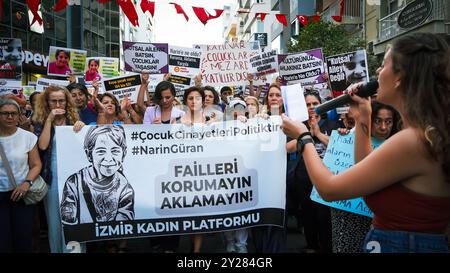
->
xmin=311 ymin=15 xmax=321 ymax=22
xmin=118 ymin=0 xmax=139 ymax=26
xmin=192 ymin=7 xmax=223 ymax=25
xmin=170 ymin=2 xmax=189 ymax=22
xmin=296 ymin=15 xmax=308 ymax=26
xmin=275 ymin=14 xmax=287 ymax=26
xmin=140 ymin=0 xmax=155 ymax=17
xmin=255 ymin=12 xmax=267 ymax=22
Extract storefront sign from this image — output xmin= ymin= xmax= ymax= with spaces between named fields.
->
xmin=397 ymin=0 xmax=433 ymax=29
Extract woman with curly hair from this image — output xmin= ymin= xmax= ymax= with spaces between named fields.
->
xmin=281 ymin=33 xmax=450 ymax=253
xmin=32 ymin=85 xmax=84 ymax=253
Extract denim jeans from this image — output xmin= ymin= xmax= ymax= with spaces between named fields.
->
xmin=363 ymin=226 xmax=449 ymax=253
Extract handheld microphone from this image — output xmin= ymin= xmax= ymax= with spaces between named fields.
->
xmin=314 ymin=81 xmax=379 ymax=115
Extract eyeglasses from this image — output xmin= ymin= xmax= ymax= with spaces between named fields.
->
xmin=0 ymin=111 xmax=19 ymax=118
xmin=48 ymin=99 xmax=66 ymax=105
xmin=374 ymin=118 xmax=393 ymax=126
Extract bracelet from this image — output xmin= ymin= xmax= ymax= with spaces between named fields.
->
xmin=122 ymin=113 xmax=131 ymax=120
xmin=297 ymin=132 xmax=312 ymax=140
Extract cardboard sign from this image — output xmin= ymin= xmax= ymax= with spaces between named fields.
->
xmin=36 ymin=77 xmax=70 ymax=91
xmin=85 ymin=57 xmax=119 ymax=81
xmin=326 ymin=49 xmax=369 ymax=97
xmin=249 ymin=49 xmax=279 ymax=77
xmin=123 ymin=42 xmax=168 ymax=73
xmin=101 ymin=74 xmax=142 ymax=103
xmin=278 ymin=48 xmax=325 ymax=87
xmin=47 ymin=46 xmax=87 ymax=77
xmin=310 ymin=131 xmax=384 ymax=217
xmin=0 ymin=38 xmax=22 ymax=85
xmin=199 ymin=41 xmax=264 ymax=87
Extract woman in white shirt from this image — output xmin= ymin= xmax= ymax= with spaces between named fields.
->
xmin=0 ymin=98 xmax=42 ymax=252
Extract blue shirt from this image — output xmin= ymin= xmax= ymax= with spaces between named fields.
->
xmin=89 ymin=121 xmax=123 ymax=125
xmin=80 ymin=107 xmax=97 ymax=125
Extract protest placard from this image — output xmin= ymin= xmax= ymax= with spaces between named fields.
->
xmin=35 ymin=77 xmax=70 ymax=91
xmin=123 ymin=42 xmax=168 ymax=73
xmin=278 ymin=48 xmax=325 ymax=87
xmin=310 ymin=130 xmax=384 ymax=217
xmin=101 ymin=73 xmax=142 ymax=103
xmin=85 ymin=57 xmax=119 ymax=81
xmin=249 ymin=49 xmax=279 ymax=77
xmin=199 ymin=41 xmax=266 ymax=87
xmin=326 ymin=49 xmax=369 ymax=97
xmin=47 ymin=46 xmax=87 ymax=77
xmin=0 ymin=38 xmax=22 ymax=85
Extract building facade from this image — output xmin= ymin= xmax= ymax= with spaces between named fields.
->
xmin=374 ymin=0 xmax=450 ymax=55
xmin=0 ymin=1 xmax=126 ymax=84
xmin=119 ymin=0 xmax=155 ymax=71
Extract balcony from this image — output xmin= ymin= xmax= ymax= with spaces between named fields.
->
xmin=378 ymin=0 xmax=447 ymax=43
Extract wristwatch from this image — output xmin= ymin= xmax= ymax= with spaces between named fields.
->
xmin=296 ymin=132 xmax=315 ymax=154
xmin=24 ymin=179 xmax=33 ymax=187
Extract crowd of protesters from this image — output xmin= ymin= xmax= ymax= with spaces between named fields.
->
xmin=0 ymin=33 xmax=449 ymax=253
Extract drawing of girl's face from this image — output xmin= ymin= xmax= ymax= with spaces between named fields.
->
xmin=92 ymin=134 xmax=124 ymax=178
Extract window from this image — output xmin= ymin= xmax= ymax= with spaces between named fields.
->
xmin=12 ymin=2 xmax=28 ymax=29
xmin=99 ymin=18 xmax=106 ymax=36
xmin=83 ymin=0 xmax=90 ymax=8
xmin=0 ymin=26 xmax=10 ymax=38
xmin=111 ymin=28 xmax=119 ymax=43
xmin=55 ymin=17 xmax=66 ymax=41
xmin=92 ymin=15 xmax=98 ymax=33
xmin=111 ymin=12 xmax=119 ymax=27
xmin=98 ymin=36 xmax=105 ymax=55
xmin=12 ymin=29 xmax=27 ymax=49
xmin=55 ymin=40 xmax=66 ymax=48
xmin=1 ymin=0 xmax=11 ymax=25
xmin=91 ymin=0 xmax=98 ymax=14
xmin=99 ymin=6 xmax=105 ymax=17
xmin=44 ymin=37 xmax=54 ymax=52
xmin=43 ymin=12 xmax=54 ymax=38
xmin=83 ymin=9 xmax=91 ymax=28
xmin=111 ymin=44 xmax=119 ymax=57
xmin=84 ymin=30 xmax=91 ymax=50
xmin=42 ymin=0 xmax=54 ymax=11
xmin=29 ymin=32 xmax=43 ymax=52
xmin=92 ymin=34 xmax=98 ymax=49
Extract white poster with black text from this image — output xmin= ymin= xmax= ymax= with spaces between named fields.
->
xmin=56 ymin=118 xmax=286 ymax=243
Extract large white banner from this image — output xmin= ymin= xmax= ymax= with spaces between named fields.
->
xmin=56 ymin=118 xmax=286 ymax=243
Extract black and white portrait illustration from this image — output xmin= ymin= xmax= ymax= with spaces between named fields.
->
xmin=0 ymin=38 xmax=22 ymax=81
xmin=60 ymin=125 xmax=135 ymax=225
xmin=343 ymin=50 xmax=368 ymax=86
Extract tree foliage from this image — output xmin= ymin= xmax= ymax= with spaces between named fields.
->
xmin=288 ymin=20 xmax=365 ymax=56
xmin=288 ymin=20 xmax=381 ymax=77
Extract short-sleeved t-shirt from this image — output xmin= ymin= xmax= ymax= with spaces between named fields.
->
xmin=0 ymin=128 xmax=37 ymax=191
